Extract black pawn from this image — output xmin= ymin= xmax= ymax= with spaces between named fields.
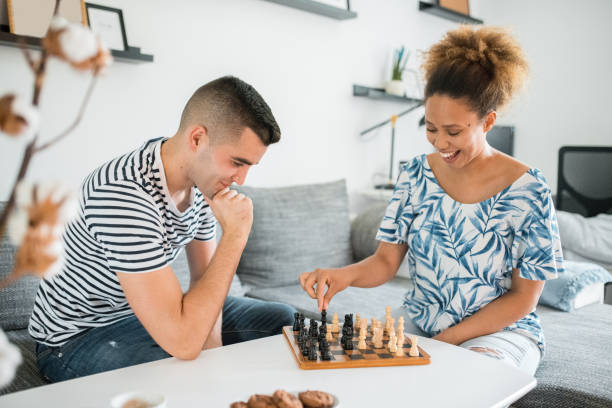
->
xmin=321 ymin=309 xmax=327 ymax=323
xmin=293 ymin=312 xmax=301 ymax=331
xmin=308 ymin=342 xmax=317 ymax=361
xmin=344 ymin=335 xmax=354 ymax=350
xmin=319 ymin=322 xmax=327 ymax=342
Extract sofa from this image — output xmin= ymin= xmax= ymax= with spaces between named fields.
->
xmin=1 ymin=181 xmax=611 ymax=407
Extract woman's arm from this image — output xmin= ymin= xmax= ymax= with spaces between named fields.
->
xmin=433 ymin=268 xmax=545 ymax=345
xmin=299 ymin=242 xmax=408 ymax=311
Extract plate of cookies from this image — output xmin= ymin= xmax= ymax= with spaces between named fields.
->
xmin=230 ymin=389 xmax=338 ymax=408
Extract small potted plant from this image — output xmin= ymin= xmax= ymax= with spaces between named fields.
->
xmin=385 ymin=46 xmax=410 ymax=96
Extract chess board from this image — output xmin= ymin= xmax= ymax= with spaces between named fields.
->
xmin=282 ymin=326 xmax=430 ymax=370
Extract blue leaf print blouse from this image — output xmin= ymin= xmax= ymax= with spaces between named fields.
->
xmin=376 ymin=155 xmax=563 ymax=352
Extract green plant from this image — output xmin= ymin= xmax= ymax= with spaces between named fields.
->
xmin=391 ymin=46 xmax=410 ymax=81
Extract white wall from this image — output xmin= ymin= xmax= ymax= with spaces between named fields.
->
xmin=471 ymin=0 xmax=612 ymax=191
xmin=1 ymin=0 xmax=611 ymax=203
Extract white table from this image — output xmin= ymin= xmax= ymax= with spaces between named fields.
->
xmin=0 ymin=334 xmax=535 ymax=407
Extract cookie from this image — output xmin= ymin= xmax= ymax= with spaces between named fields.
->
xmin=247 ymin=394 xmax=277 ymax=408
xmin=298 ymin=390 xmax=334 ymax=408
xmin=230 ymin=402 xmax=248 ymax=408
xmin=273 ymin=389 xmax=303 ymax=408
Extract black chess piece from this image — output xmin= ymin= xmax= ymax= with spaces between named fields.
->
xmin=300 ymin=315 xmax=306 ymax=330
xmin=293 ymin=312 xmax=301 ymax=331
xmin=319 ymin=322 xmax=327 ymax=342
xmin=321 ymin=309 xmax=327 ymax=323
xmin=344 ymin=335 xmax=354 ymax=350
xmin=308 ymin=341 xmax=317 ymax=361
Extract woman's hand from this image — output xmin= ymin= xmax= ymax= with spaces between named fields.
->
xmin=299 ymin=268 xmax=353 ymax=311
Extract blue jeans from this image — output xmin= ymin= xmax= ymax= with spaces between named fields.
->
xmin=36 ymin=296 xmax=296 ymax=382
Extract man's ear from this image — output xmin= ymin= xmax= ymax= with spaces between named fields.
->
xmin=188 ymin=125 xmax=209 ymax=152
xmin=483 ymin=111 xmax=497 ymax=133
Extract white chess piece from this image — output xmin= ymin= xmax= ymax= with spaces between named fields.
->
xmin=389 ymin=333 xmax=397 ymax=353
xmin=326 ymin=329 xmax=333 ymax=342
xmin=357 ymin=326 xmax=367 ymax=349
xmin=373 ymin=327 xmax=383 ymax=348
xmin=395 ymin=336 xmax=405 ymax=357
xmin=355 ymin=314 xmax=361 ymax=330
xmin=409 ymin=335 xmax=419 ymax=357
xmin=332 ymin=312 xmax=339 ymax=333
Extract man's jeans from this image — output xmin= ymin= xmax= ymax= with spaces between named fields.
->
xmin=36 ymin=296 xmax=296 ymax=382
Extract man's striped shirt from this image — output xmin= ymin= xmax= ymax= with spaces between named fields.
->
xmin=29 ymin=137 xmax=216 ymax=346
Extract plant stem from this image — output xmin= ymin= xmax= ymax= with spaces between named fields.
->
xmin=35 ymin=73 xmax=98 ymax=152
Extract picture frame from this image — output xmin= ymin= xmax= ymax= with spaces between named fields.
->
xmin=439 ymin=0 xmax=469 ymax=15
xmin=6 ymin=0 xmax=87 ymax=37
xmin=85 ymin=3 xmax=127 ymax=52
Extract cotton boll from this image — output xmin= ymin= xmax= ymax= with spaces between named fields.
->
xmin=59 ymin=24 xmax=98 ymax=63
xmin=0 ymin=329 xmax=22 ymax=389
xmin=10 ymin=95 xmax=39 ymax=137
xmin=48 ymin=16 xmax=68 ymax=31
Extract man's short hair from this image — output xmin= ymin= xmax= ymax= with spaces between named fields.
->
xmin=178 ymin=76 xmax=280 ymax=146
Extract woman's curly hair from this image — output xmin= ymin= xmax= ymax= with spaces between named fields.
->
xmin=422 ymin=25 xmax=529 ymax=117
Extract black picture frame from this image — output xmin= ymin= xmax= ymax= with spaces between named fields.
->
xmin=84 ymin=3 xmax=128 ymax=51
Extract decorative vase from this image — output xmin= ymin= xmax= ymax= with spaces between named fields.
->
xmin=384 ymin=80 xmax=405 ymax=97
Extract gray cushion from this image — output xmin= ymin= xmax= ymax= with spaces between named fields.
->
xmin=515 ymin=303 xmax=612 ymax=407
xmin=0 ymin=222 xmax=40 ymax=331
xmin=245 ymin=277 xmax=410 ymax=320
xmin=235 ymin=180 xmax=352 ymax=288
xmin=350 ymin=201 xmax=388 ymax=261
xmin=171 ymin=248 xmax=245 ymax=297
xmin=0 ymin=329 xmax=48 ymax=396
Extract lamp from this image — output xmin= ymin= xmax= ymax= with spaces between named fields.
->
xmin=360 ymin=102 xmax=424 ymax=189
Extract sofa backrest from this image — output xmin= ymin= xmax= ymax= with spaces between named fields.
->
xmin=0 ymin=232 xmax=39 ymax=331
xmin=235 ymin=180 xmax=353 ymax=288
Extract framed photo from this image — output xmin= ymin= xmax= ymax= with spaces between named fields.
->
xmin=85 ymin=3 xmax=127 ymax=51
xmin=439 ymin=0 xmax=469 ymax=15
xmin=7 ymin=0 xmax=87 ymax=37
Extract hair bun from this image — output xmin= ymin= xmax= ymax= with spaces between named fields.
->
xmin=422 ymin=25 xmax=528 ymax=115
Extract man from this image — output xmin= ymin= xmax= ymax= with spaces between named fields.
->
xmin=29 ymin=76 xmax=296 ymax=381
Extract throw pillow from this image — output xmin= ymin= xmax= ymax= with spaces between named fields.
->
xmin=234 ymin=180 xmax=352 ymax=288
xmin=539 ymin=260 xmax=612 ymax=312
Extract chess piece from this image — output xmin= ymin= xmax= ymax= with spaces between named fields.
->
xmin=409 ymin=335 xmax=419 ymax=357
xmin=389 ymin=334 xmax=397 ymax=353
xmin=397 ymin=331 xmax=405 ymax=348
xmin=293 ymin=312 xmax=301 ymax=331
xmin=395 ymin=339 xmax=405 ymax=357
xmin=355 ymin=314 xmax=361 ymax=330
xmin=308 ymin=341 xmax=318 ymax=361
xmin=373 ymin=327 xmax=383 ymax=348
xmin=332 ymin=312 xmax=339 ymax=333
xmin=357 ymin=326 xmax=367 ymax=349
xmin=326 ymin=329 xmax=333 ymax=342
xmin=321 ymin=309 xmax=327 ymax=323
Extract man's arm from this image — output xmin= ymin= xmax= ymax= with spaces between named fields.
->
xmin=432 ymin=268 xmax=545 ymax=345
xmin=116 ymin=188 xmax=252 ymax=360
xmin=186 ymin=238 xmax=223 ymax=349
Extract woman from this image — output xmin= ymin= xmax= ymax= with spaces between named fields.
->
xmin=299 ymin=26 xmax=563 ymax=374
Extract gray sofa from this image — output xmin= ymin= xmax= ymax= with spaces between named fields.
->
xmin=1 ymin=182 xmax=611 ymax=407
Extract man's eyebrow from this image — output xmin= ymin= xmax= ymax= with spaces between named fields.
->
xmin=232 ymin=156 xmax=257 ymax=166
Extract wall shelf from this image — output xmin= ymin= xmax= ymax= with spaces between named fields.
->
xmin=418 ymin=1 xmax=483 ymax=24
xmin=261 ymin=0 xmax=357 ymax=20
xmin=353 ymin=84 xmax=422 ymax=104
xmin=0 ymin=26 xmax=154 ymax=63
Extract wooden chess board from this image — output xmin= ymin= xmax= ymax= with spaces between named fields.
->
xmin=282 ymin=326 xmax=430 ymax=370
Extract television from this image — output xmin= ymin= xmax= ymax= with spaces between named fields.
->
xmin=487 ymin=125 xmax=514 ymax=156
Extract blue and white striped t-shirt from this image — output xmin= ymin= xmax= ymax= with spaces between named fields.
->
xmin=29 ymin=137 xmax=216 ymax=346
